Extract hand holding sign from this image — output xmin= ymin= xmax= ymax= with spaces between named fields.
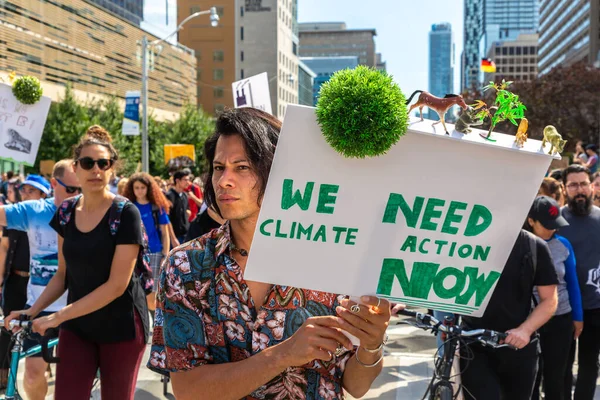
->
xmin=336 ymin=296 xmax=391 ymax=350
xmin=275 ymin=316 xmax=352 ymax=366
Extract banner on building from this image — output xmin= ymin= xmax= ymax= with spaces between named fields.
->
xmin=232 ymin=72 xmax=272 ymax=115
xmin=122 ymin=91 xmax=141 ymax=136
xmin=244 ymin=105 xmax=558 ymax=317
xmin=0 ymin=83 xmax=51 ymax=166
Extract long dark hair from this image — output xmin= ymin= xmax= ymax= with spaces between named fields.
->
xmin=123 ymin=172 xmax=171 ymax=213
xmin=203 ymin=107 xmax=281 ymax=216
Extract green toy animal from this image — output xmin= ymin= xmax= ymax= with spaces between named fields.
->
xmin=542 ymin=125 xmax=567 ymax=155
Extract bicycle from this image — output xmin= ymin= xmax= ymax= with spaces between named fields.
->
xmin=0 ymin=318 xmax=58 ymax=400
xmin=397 ymin=309 xmax=513 ymax=400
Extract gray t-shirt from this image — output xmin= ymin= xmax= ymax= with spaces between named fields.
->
xmin=560 ymin=205 xmax=600 ymax=310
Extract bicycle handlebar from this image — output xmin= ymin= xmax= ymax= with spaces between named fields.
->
xmin=0 ymin=318 xmax=60 ymax=363
xmin=397 ymin=309 xmax=511 ymax=349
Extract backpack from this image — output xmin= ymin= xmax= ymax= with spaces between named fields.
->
xmin=57 ymin=194 xmax=154 ymax=295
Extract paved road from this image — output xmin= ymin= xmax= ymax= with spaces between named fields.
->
xmin=7 ymin=315 xmax=600 ymax=399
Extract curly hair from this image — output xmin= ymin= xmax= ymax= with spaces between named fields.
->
xmin=123 ymin=172 xmax=171 ymax=213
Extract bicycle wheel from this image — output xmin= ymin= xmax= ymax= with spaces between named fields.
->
xmin=433 ymin=385 xmax=453 ymax=400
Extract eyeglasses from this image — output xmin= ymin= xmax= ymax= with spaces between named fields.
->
xmin=56 ymin=178 xmax=81 ymax=194
xmin=566 ymin=181 xmax=591 ymax=191
xmin=76 ymin=157 xmax=114 ymax=171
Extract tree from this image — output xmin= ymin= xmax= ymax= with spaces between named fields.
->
xmin=513 ymin=63 xmax=600 ymax=147
xmin=472 ymin=80 xmax=526 ymax=139
xmin=35 ymin=85 xmax=91 ymax=170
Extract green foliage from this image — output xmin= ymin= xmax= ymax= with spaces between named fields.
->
xmin=12 ymin=76 xmax=43 ymax=105
xmin=315 ymin=66 xmax=409 ymax=158
xmin=33 ymin=85 xmax=214 ymax=177
xmin=473 ymin=80 xmax=526 ymax=138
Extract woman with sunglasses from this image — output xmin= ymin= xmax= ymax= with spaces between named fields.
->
xmin=122 ymin=172 xmax=170 ymax=320
xmin=11 ymin=126 xmax=148 ymax=399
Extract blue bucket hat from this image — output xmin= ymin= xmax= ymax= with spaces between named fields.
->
xmin=21 ymin=174 xmax=51 ymax=195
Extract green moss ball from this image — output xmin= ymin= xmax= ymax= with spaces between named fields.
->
xmin=12 ymin=76 xmax=43 ymax=105
xmin=315 ymin=66 xmax=408 ymax=158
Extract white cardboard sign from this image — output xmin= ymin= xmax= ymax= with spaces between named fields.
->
xmin=0 ymin=83 xmax=51 ymax=166
xmin=232 ymin=72 xmax=272 ymax=114
xmin=244 ymin=105 xmax=557 ymax=317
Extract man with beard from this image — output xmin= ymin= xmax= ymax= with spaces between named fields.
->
xmin=559 ymin=164 xmax=600 ymax=400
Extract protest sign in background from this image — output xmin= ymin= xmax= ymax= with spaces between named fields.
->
xmin=0 ymin=83 xmax=51 ymax=166
xmin=164 ymin=144 xmax=195 ymax=165
xmin=244 ymin=105 xmax=558 ymax=317
xmin=232 ymin=72 xmax=272 ymax=114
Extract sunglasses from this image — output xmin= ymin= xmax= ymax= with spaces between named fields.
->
xmin=56 ymin=178 xmax=81 ymax=194
xmin=76 ymin=157 xmax=114 ymax=171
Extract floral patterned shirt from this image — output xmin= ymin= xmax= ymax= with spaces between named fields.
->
xmin=147 ymin=222 xmax=355 ymax=399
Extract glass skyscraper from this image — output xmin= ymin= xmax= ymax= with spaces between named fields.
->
xmin=428 ymin=23 xmax=454 ymax=120
xmin=462 ymin=0 xmax=484 ymax=91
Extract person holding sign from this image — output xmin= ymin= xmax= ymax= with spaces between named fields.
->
xmin=147 ymin=107 xmax=391 ymax=399
xmin=460 ymin=228 xmax=558 ymax=400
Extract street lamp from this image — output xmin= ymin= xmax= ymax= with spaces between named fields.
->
xmin=139 ymin=7 xmax=219 ymax=173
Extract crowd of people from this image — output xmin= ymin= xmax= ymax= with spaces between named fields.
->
xmin=0 ymin=106 xmax=596 ymax=399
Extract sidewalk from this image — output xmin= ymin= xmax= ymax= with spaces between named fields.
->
xmin=5 ymin=318 xmax=600 ymax=399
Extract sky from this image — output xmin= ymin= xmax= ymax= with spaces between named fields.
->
xmin=298 ymin=0 xmax=464 ymax=96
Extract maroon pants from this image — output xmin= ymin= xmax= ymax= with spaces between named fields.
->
xmin=54 ymin=311 xmax=146 ymax=400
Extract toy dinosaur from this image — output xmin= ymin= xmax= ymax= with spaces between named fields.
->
xmin=514 ymin=118 xmax=528 ymax=148
xmin=542 ymin=125 xmax=567 ymax=155
xmin=406 ymin=90 xmax=468 ymax=135
xmin=455 ymin=106 xmax=484 ymax=134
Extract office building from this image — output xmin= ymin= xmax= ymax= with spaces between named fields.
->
xmin=538 ymin=0 xmax=600 ymax=75
xmin=485 ymin=33 xmax=538 ymax=82
xmin=376 ymin=53 xmax=387 ymax=72
xmin=300 ymin=56 xmax=359 ymax=106
xmin=428 ymin=23 xmax=455 ymax=120
xmin=462 ymin=0 xmax=538 ymax=90
xmin=178 ymin=0 xmax=299 ymax=119
xmin=0 ymin=0 xmax=196 ymax=117
xmin=299 ymin=23 xmax=377 ymax=67
xmin=298 ymin=60 xmax=316 ymax=106
xmin=462 ymin=0 xmax=484 ymax=90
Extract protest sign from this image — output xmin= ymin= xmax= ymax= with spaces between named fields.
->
xmin=164 ymin=144 xmax=195 ymax=165
xmin=0 ymin=83 xmax=51 ymax=166
xmin=244 ymin=105 xmax=558 ymax=317
xmin=232 ymin=72 xmax=272 ymax=114
xmin=122 ymin=90 xmax=141 ymax=136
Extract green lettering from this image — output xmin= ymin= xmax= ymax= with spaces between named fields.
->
xmin=418 ymin=238 xmax=430 ymax=254
xmin=376 ymin=259 xmax=439 ymax=298
xmin=296 ymin=223 xmax=313 ymax=240
xmin=275 ymin=220 xmax=287 ymax=238
xmin=473 ymin=246 xmax=491 ymax=262
xmin=281 ymin=179 xmax=314 ymax=211
xmin=400 ymin=235 xmax=417 ymax=252
xmin=458 ymin=245 xmax=473 ymax=259
xmin=313 ymin=225 xmax=327 ymax=242
xmin=420 ymin=198 xmax=445 ymax=231
xmin=332 ymin=226 xmax=347 ymax=244
xmin=316 ymin=184 xmax=340 ymax=214
xmin=434 ymin=240 xmax=448 ymax=255
xmin=259 ymin=219 xmax=273 ymax=236
xmin=441 ymin=201 xmax=468 ymax=235
xmin=382 ymin=193 xmax=425 ymax=227
xmin=455 ymin=267 xmax=501 ymax=306
xmin=464 ymin=205 xmax=493 ymax=237
xmin=345 ymin=228 xmax=358 ymax=245
xmin=289 ymin=221 xmax=297 ymax=237
xmin=433 ymin=267 xmax=466 ymax=299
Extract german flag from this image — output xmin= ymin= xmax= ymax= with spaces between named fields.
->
xmin=481 ymin=58 xmax=497 ymax=73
